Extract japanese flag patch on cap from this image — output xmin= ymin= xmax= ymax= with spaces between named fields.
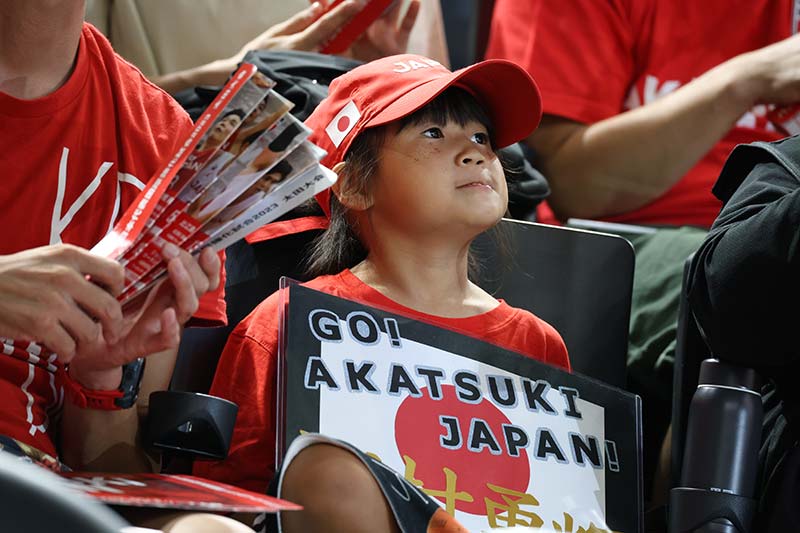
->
xmin=325 ymin=100 xmax=361 ymax=148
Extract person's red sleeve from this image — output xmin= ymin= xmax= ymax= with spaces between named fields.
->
xmin=549 ymin=332 xmax=571 ymax=373
xmin=485 ymin=0 xmax=636 ymax=124
xmin=192 ymin=293 xmax=280 ymax=493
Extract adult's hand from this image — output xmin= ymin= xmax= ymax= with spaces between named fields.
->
xmin=66 ymin=245 xmax=220 ymax=391
xmin=0 ymin=244 xmax=125 ymax=359
xmin=346 ymin=0 xmax=421 ymax=62
xmin=231 ymin=0 xmax=365 ymax=61
xmin=239 ymin=0 xmax=421 ymax=62
xmin=728 ymin=32 xmax=800 ymax=106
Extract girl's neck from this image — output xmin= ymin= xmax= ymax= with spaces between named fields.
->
xmin=350 ymin=235 xmax=499 ymax=318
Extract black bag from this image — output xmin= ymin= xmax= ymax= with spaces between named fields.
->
xmin=174 ymin=50 xmax=362 ymax=122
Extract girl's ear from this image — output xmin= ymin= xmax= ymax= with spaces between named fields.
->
xmin=331 ymin=161 xmax=373 ymax=211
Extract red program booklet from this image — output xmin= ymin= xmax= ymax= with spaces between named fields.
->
xmin=88 ymin=64 xmax=335 ymax=307
xmin=91 ymin=63 xmax=261 ymax=261
xmin=60 ymin=472 xmax=301 ymax=513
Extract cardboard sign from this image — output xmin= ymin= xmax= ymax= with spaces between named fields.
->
xmin=59 ymin=473 xmax=300 ymax=513
xmin=278 ymin=285 xmax=643 ymax=533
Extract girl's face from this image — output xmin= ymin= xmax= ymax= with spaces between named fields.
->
xmin=367 ymin=118 xmax=507 ymax=238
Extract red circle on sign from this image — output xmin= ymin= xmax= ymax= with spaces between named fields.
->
xmin=394 ymin=384 xmax=530 ymax=515
xmin=337 ymin=115 xmax=351 ymax=132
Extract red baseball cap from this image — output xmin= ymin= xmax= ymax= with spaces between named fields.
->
xmin=246 ymin=54 xmax=542 ymax=243
xmin=308 ymin=54 xmax=542 ymax=170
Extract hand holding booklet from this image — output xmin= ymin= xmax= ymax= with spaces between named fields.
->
xmin=317 ymin=0 xmax=415 ymax=54
xmin=91 ymin=64 xmax=337 ymax=306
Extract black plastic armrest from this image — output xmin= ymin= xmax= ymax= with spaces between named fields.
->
xmin=144 ymin=391 xmax=238 ymax=461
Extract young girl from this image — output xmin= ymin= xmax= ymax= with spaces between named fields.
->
xmin=194 ymin=54 xmax=570 ymax=532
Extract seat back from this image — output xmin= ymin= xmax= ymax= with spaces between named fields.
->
xmin=171 ymin=231 xmax=320 ymax=393
xmin=473 ymin=219 xmax=634 ymax=388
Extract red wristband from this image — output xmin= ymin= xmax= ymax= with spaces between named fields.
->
xmin=59 ymin=366 xmax=125 ymax=410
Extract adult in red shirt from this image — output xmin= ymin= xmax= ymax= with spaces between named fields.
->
xmin=0 ymin=0 xmax=223 ymax=475
xmin=486 ymin=0 xmax=800 ymax=502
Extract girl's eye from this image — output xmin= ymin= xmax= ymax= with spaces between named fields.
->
xmin=471 ymin=132 xmax=490 ymax=145
xmin=422 ymin=127 xmax=444 ymax=139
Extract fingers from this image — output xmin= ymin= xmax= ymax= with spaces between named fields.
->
xmin=138 ymin=307 xmax=181 ymax=356
xmin=346 ymin=0 xmax=418 ymax=61
xmin=161 ymin=244 xmax=220 ymax=324
xmin=163 ymin=245 xmax=200 ymax=323
xmin=141 ymin=308 xmax=181 ymax=355
xmin=199 ymin=247 xmax=222 ymax=292
xmin=269 ymin=1 xmax=328 ymax=36
xmin=0 ymin=245 xmax=130 ymax=358
xmin=295 ymin=0 xmax=363 ymax=51
xmin=398 ymin=0 xmax=420 ymax=33
xmin=39 ymin=314 xmax=79 ymax=363
xmin=69 ymin=279 xmax=124 ymax=344
xmin=49 ymin=245 xmax=126 ymax=345
xmin=58 ymin=244 xmax=125 ymax=297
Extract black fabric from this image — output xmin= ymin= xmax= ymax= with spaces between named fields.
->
xmin=174 ymin=50 xmax=363 ymax=122
xmin=499 ymin=141 xmax=550 ymax=221
xmin=687 ymin=134 xmax=800 ymax=529
xmin=689 ymin=138 xmax=800 ymax=370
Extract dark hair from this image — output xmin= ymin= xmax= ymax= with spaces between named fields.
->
xmin=242 ymin=129 xmax=263 ymax=150
xmin=222 ymin=108 xmax=246 ymax=121
xmin=268 ymin=121 xmax=304 ymax=152
xmin=269 ymin=158 xmax=293 ymax=180
xmin=305 ymin=87 xmax=502 ymax=277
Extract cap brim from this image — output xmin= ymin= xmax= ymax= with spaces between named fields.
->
xmin=367 ymin=59 xmax=542 ymax=148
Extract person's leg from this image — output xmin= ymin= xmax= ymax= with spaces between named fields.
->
xmin=117 ymin=508 xmax=253 ymax=532
xmin=279 ymin=443 xmax=400 ymax=533
xmin=159 ymin=513 xmax=255 ymax=532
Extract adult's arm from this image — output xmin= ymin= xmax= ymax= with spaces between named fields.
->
xmin=59 ymin=346 xmax=177 ymax=471
xmin=530 ymin=34 xmax=800 ymax=220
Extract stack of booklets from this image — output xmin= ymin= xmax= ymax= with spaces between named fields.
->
xmin=92 ymin=64 xmax=336 ymax=306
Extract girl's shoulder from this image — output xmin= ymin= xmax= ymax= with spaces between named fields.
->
xmin=487 ymin=303 xmax=570 ymax=371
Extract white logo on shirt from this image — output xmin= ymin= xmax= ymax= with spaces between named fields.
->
xmin=49 ymin=147 xmax=146 ymax=244
xmin=624 ymin=75 xmax=776 ymax=132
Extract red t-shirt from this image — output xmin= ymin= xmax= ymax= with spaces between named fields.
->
xmin=0 ymin=23 xmax=226 ymax=458
xmin=193 ymin=269 xmax=570 ymax=493
xmin=486 ymin=0 xmax=789 ymax=227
